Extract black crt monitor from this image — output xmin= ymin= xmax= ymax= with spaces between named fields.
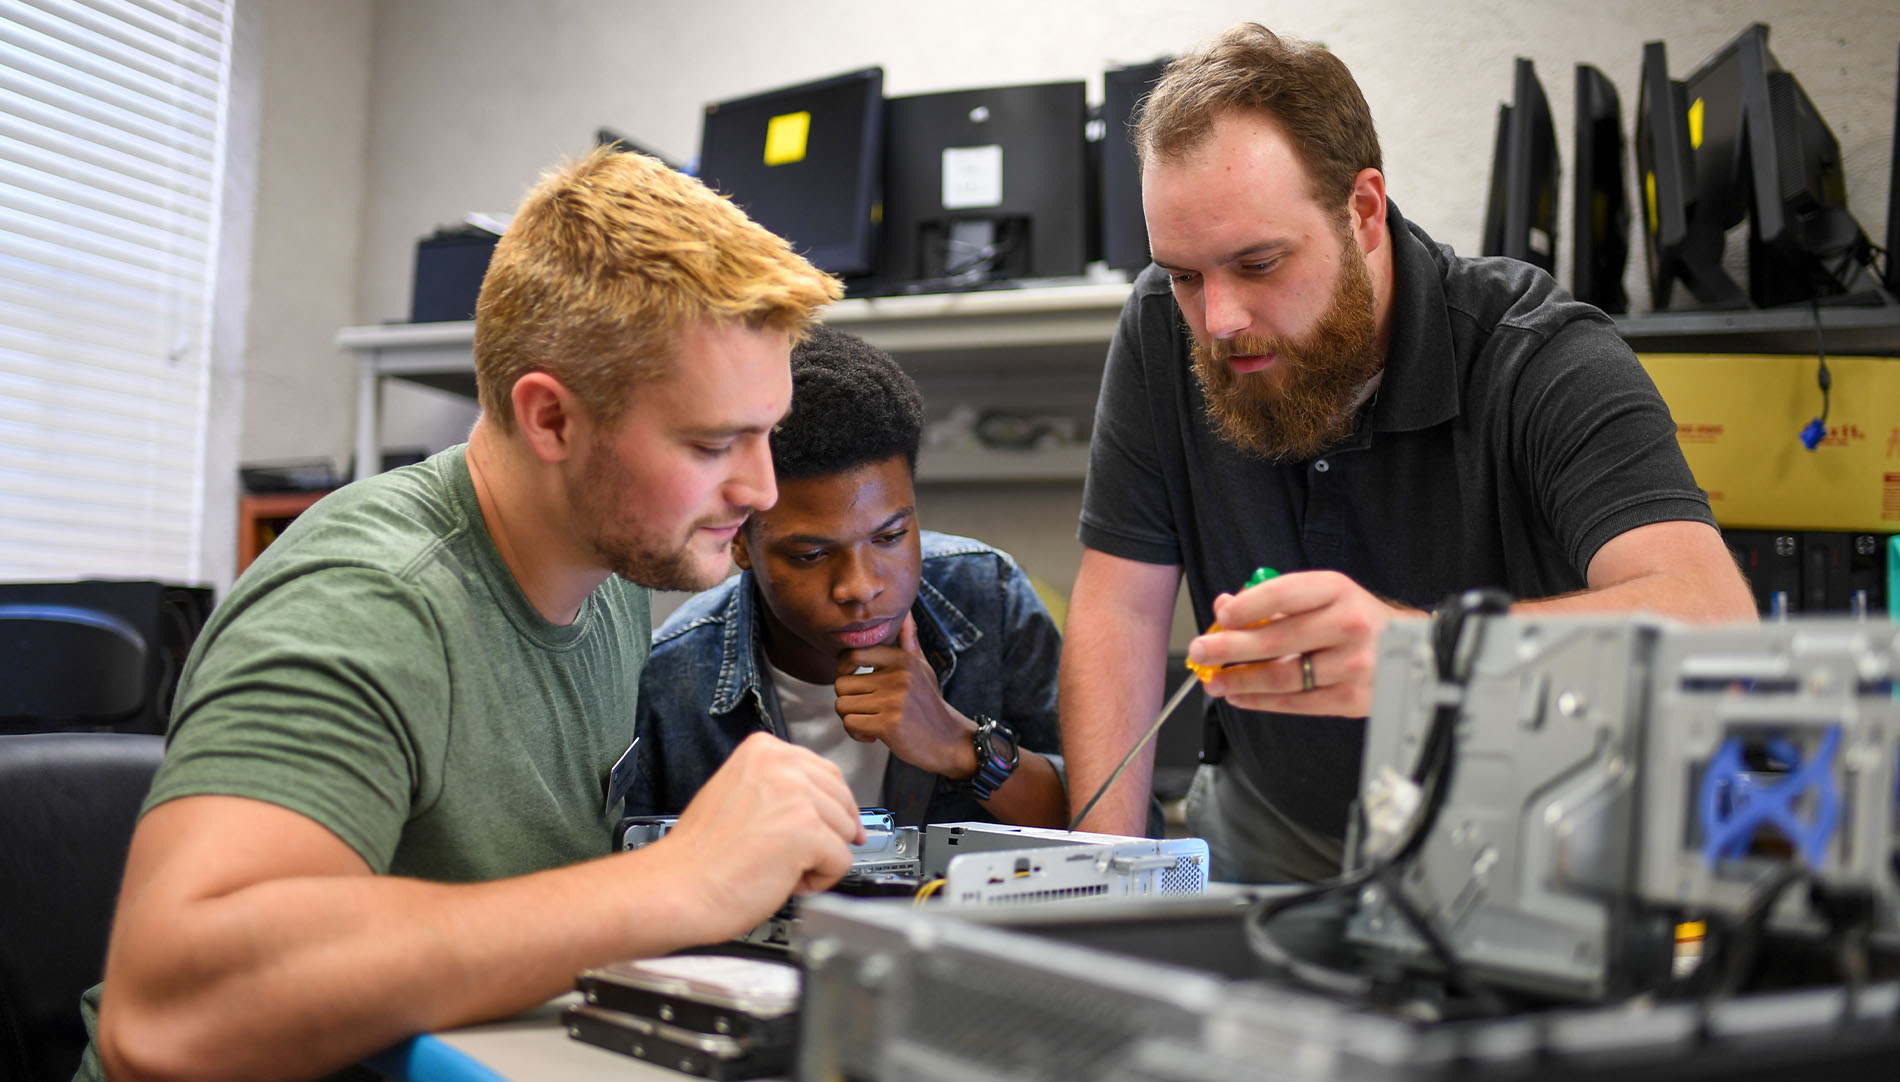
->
xmin=879 ymin=81 xmax=1090 ymax=292
xmin=695 ymin=67 xmax=884 ymax=278
xmin=1572 ymin=64 xmax=1630 ymax=314
xmin=1101 ymin=58 xmax=1172 ymax=272
xmin=1479 ymin=58 xmax=1559 ymax=274
xmin=1635 ymin=39 xmax=1736 ymax=309
xmin=1679 ymin=24 xmax=1874 ymax=308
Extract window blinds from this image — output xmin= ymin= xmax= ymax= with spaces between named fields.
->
xmin=0 ymin=0 xmax=231 ymax=581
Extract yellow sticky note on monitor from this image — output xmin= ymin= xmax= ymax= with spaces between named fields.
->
xmin=763 ymin=111 xmax=810 ymax=166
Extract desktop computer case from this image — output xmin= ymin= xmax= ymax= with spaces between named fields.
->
xmin=794 ymin=894 xmax=1900 ymax=1081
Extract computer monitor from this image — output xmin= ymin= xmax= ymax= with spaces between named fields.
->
xmin=1101 ymin=58 xmax=1172 ymax=272
xmin=1572 ymin=64 xmax=1630 ymax=314
xmin=695 ymin=67 xmax=884 ymax=278
xmin=1635 ymin=39 xmax=1740 ymax=309
xmin=593 ymin=128 xmax=682 ymax=173
xmin=879 ymin=81 xmax=1090 ymax=292
xmin=1480 ymin=58 xmax=1559 ymax=274
xmin=1888 ymin=43 xmax=1899 ymax=299
xmin=1672 ymin=25 xmax=1874 ymax=309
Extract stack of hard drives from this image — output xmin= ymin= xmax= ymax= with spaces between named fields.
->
xmin=564 ymin=951 xmax=799 ymax=1079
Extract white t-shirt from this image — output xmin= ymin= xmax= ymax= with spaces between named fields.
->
xmin=769 ymin=660 xmax=889 ymax=807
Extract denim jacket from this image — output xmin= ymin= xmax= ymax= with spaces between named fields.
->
xmin=629 ymin=531 xmax=1064 ymax=827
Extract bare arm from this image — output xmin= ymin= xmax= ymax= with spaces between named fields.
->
xmin=1059 ymin=548 xmax=1182 ymax=834
xmin=1191 ymin=520 xmax=1756 ymax=716
xmin=98 ymin=732 xmax=861 ymax=1082
xmin=1514 ymin=520 xmax=1756 ymax=622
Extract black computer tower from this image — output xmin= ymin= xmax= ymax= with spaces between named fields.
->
xmin=1722 ymin=529 xmax=1802 ymax=617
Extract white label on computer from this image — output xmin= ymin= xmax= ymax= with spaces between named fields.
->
xmin=942 ymin=145 xmax=1004 ymax=209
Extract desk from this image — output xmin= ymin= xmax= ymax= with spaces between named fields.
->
xmin=376 ymin=994 xmax=784 ymax=1082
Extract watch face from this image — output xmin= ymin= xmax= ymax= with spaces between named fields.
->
xmin=982 ymin=720 xmax=1019 ymax=768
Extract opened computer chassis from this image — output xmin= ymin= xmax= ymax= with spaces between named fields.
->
xmin=791 ymin=603 xmax=1900 ymax=1081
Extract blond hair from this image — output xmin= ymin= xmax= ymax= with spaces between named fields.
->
xmin=473 ymin=147 xmax=843 ymax=431
xmin=1137 ymin=23 xmax=1382 ymax=216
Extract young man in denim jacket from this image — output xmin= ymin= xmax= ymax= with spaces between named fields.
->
xmin=632 ymin=325 xmax=1068 ymax=828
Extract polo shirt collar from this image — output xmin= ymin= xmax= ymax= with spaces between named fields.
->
xmin=1367 ymin=199 xmax=1460 ymax=434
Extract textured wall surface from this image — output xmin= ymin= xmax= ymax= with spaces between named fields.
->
xmin=343 ymin=0 xmax=1898 ymax=326
xmin=233 ymin=0 xmax=1900 ymax=592
xmin=238 ymin=0 xmax=375 ymax=472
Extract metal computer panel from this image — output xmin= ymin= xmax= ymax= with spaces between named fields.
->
xmin=924 ymin=821 xmax=1208 ymax=906
xmin=796 ymin=895 xmax=1900 ymax=1082
xmin=1349 ymin=617 xmax=1668 ymax=1001
xmin=939 ymin=839 xmax=1210 ymax=906
xmin=922 ymin=822 xmax=1147 ymax=876
xmin=1634 ymin=619 xmax=1900 ymax=936
xmin=795 ymin=895 xmax=1236 ymax=1082
xmin=622 ymin=807 xmax=922 ymax=878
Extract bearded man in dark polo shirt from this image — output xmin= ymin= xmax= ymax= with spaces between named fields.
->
xmin=1061 ymin=22 xmax=1756 ymax=883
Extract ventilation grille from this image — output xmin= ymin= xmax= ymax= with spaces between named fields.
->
xmin=1161 ymin=855 xmax=1208 ymax=894
xmin=904 ymin=955 xmax=1174 ymax=1078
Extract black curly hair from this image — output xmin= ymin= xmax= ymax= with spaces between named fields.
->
xmin=771 ymin=323 xmax=924 ymax=481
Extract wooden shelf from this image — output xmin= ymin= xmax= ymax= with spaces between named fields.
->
xmin=237 ymin=490 xmax=332 ymax=573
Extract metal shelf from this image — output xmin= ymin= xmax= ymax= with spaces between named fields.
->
xmin=337 ymin=283 xmax=1900 ymax=481
xmin=1612 ymin=298 xmax=1900 ymax=355
xmin=914 ymin=444 xmax=1091 ymax=484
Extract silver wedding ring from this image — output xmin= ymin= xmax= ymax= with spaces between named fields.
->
xmin=1299 ymin=652 xmax=1317 ymax=693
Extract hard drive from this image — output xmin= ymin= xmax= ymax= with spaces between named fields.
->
xmin=574 ymin=954 xmax=800 ymax=1049
xmin=563 ymin=1002 xmax=791 ymax=1079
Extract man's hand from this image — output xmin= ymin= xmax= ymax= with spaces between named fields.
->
xmin=646 ymin=732 xmax=863 ymax=942
xmin=1186 ymin=570 xmax=1423 ymax=718
xmin=833 ymin=614 xmax=977 ymax=779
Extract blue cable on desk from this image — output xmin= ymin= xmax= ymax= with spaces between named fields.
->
xmin=364 ymin=1035 xmax=512 ymax=1082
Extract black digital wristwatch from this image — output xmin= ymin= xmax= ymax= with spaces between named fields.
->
xmin=961 ymin=715 xmax=1020 ymax=800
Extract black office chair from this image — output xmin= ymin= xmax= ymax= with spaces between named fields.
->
xmin=0 ymin=602 xmax=149 ymax=732
xmin=0 ymin=731 xmax=165 ymax=1082
xmin=0 ymin=582 xmax=216 ymax=736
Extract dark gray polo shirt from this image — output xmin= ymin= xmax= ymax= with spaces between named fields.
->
xmin=1079 ymin=201 xmax=1712 ymax=840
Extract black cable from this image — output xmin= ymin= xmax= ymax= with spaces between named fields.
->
xmin=1239 ymin=588 xmax=1512 ymax=1011
xmin=1691 ymin=863 xmax=1809 ymax=1010
xmin=1378 ymin=864 xmax=1508 ymax=1014
xmin=1812 ymin=299 xmax=1831 ymax=430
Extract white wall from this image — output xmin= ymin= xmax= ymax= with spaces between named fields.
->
xmin=340 ymin=0 xmax=1898 ymax=324
xmin=235 ymin=0 xmax=1900 ymax=600
xmin=239 ymin=0 xmax=374 ymax=477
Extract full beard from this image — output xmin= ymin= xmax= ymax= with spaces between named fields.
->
xmin=1190 ymin=245 xmax=1384 ymax=462
xmin=572 ymin=446 xmax=741 ymax=593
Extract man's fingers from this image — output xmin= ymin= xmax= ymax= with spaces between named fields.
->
xmin=1224 ymin=685 xmax=1371 ymax=718
xmin=837 ymin=711 xmax=885 ymax=743
xmin=899 ymin=613 xmax=921 ymax=654
xmin=1191 ymin=605 xmax=1340 ymax=670
xmin=1212 ymin=570 xmax=1348 ymax=628
xmin=1201 ymin=653 xmax=1305 ymax=698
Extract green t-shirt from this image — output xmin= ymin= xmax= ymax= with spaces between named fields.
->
xmin=75 ymin=445 xmax=650 ymax=1079
xmin=154 ymin=443 xmax=650 ymax=875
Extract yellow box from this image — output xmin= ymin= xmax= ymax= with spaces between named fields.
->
xmin=1637 ymin=353 xmax=1900 ymax=532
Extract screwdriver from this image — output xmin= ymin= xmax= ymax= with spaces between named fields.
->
xmin=1067 ymin=567 xmax=1279 ymax=831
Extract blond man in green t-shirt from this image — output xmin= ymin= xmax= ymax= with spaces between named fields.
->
xmin=81 ymin=148 xmax=861 ymax=1082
